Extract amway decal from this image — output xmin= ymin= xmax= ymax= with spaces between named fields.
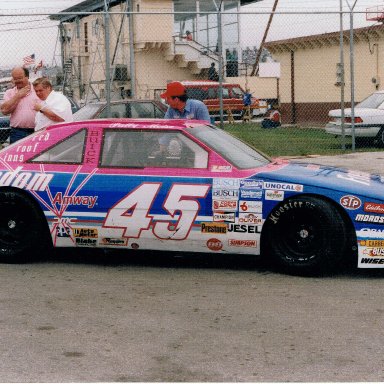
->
xmin=53 ymin=192 xmax=98 ymax=209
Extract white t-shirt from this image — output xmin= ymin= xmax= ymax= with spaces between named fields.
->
xmin=35 ymin=90 xmax=73 ymax=131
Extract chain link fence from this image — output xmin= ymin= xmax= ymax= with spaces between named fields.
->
xmin=1 ymin=6 xmax=384 ymax=156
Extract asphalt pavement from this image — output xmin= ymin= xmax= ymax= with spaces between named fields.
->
xmin=287 ymin=151 xmax=384 ymax=175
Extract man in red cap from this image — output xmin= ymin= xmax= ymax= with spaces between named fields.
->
xmin=161 ymin=81 xmax=210 ymax=122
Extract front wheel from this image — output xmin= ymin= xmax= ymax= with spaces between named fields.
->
xmin=0 ymin=189 xmax=50 ymax=263
xmin=262 ymin=196 xmax=349 ymax=275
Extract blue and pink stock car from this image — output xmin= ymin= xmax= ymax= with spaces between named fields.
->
xmin=0 ymin=118 xmax=383 ymax=275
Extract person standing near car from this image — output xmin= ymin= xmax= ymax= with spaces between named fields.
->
xmin=0 ymin=67 xmax=39 ymax=143
xmin=161 ymin=81 xmax=210 ymax=122
xmin=33 ymin=77 xmax=73 ymax=131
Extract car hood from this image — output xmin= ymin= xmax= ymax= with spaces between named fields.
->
xmin=329 ymin=107 xmax=384 ymax=118
xmin=256 ymin=160 xmax=384 ymax=199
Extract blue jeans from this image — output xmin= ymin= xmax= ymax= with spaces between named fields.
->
xmin=10 ymin=128 xmax=34 ymax=144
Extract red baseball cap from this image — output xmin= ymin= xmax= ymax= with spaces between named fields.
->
xmin=160 ymin=81 xmax=186 ymax=98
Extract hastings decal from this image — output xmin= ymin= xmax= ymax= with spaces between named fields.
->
xmin=201 ymin=222 xmax=227 ymax=234
xmin=53 ymin=192 xmax=98 ymax=209
xmin=355 ymin=214 xmax=384 ymax=224
xmin=263 ymin=181 xmax=303 ymax=192
xmin=364 ymin=202 xmax=384 ymax=214
xmin=228 ymin=239 xmax=257 ymax=248
xmin=340 ymin=195 xmax=362 ymax=210
xmin=0 ymin=166 xmax=53 ymax=191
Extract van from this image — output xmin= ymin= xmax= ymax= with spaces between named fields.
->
xmin=180 ymin=80 xmax=267 ymax=120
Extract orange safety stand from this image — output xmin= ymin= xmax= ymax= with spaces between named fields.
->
xmin=226 ymin=109 xmax=235 ymax=124
xmin=242 ymin=106 xmax=252 ymax=123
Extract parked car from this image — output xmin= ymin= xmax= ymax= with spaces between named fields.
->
xmin=0 ymin=111 xmax=10 ymax=144
xmin=325 ymin=90 xmax=384 ymax=146
xmin=73 ymin=99 xmax=167 ymax=121
xmin=178 ymin=80 xmax=268 ymax=120
xmin=0 ymin=118 xmax=384 ymax=275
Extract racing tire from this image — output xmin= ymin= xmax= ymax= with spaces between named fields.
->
xmin=374 ymin=128 xmax=384 ymax=147
xmin=262 ymin=195 xmax=349 ymax=276
xmin=0 ymin=189 xmax=51 ymax=263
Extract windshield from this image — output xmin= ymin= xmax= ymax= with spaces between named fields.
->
xmin=186 ymin=125 xmax=270 ymax=169
xmin=356 ymin=92 xmax=384 ymax=109
xmin=73 ymin=104 xmax=102 ymax=121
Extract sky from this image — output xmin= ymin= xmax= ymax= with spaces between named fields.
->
xmin=0 ymin=0 xmax=384 ymax=68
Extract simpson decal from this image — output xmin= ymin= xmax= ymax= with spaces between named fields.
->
xmin=228 ymin=239 xmax=257 ymax=248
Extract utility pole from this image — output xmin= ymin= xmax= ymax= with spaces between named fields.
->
xmin=250 ymin=0 xmax=279 ymax=76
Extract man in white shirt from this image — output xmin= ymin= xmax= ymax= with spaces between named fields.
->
xmin=33 ymin=77 xmax=73 ymax=131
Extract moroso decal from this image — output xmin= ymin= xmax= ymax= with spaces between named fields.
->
xmin=355 ymin=214 xmax=384 ymax=224
xmin=0 ymin=166 xmax=53 ymax=191
xmin=101 ymin=238 xmax=128 ymax=246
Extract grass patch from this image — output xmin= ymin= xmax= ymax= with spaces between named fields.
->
xmin=223 ymin=122 xmax=384 ymax=157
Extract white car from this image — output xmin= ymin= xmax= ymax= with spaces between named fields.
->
xmin=325 ymin=90 xmax=384 ymax=146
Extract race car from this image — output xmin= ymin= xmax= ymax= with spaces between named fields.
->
xmin=0 ymin=118 xmax=383 ymax=275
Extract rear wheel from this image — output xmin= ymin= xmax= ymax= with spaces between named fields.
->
xmin=262 ymin=196 xmax=349 ymax=275
xmin=0 ymin=189 xmax=50 ymax=263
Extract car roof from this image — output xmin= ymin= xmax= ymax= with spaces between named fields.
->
xmin=44 ymin=118 xmax=207 ymax=132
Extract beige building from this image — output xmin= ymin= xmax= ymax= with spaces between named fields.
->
xmin=257 ymin=24 xmax=384 ymax=124
xmin=51 ymin=0 xmax=261 ymax=103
